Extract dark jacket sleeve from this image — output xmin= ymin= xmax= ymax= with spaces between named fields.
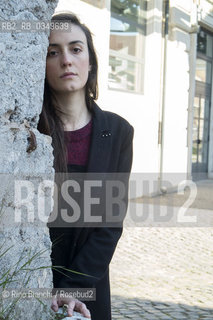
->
xmin=117 ymin=124 xmax=134 ymax=173
xmin=58 ymin=124 xmax=134 ymax=289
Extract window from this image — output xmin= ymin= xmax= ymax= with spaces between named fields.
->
xmin=109 ymin=0 xmax=146 ymax=93
xmin=197 ymin=30 xmax=213 ymax=58
xmin=196 ymin=29 xmax=213 ymax=84
xmin=195 ymin=59 xmax=212 ymax=84
xmin=192 ymin=29 xmax=213 ymax=173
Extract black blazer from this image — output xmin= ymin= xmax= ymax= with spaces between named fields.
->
xmin=49 ymin=102 xmax=134 ymax=320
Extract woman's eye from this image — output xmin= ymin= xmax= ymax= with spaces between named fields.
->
xmin=73 ymin=47 xmax=81 ymax=53
xmin=47 ymin=50 xmax=58 ymax=57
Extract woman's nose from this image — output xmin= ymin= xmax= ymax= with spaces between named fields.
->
xmin=61 ymin=52 xmax=72 ymax=67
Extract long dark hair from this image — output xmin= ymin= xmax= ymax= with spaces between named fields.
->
xmin=37 ymin=12 xmax=98 ymax=172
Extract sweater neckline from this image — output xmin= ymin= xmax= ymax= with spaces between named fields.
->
xmin=64 ymin=119 xmax=92 ymax=142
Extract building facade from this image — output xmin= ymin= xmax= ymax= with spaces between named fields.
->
xmin=54 ymin=0 xmax=213 ymax=195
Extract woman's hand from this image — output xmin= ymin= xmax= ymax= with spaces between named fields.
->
xmin=51 ymin=294 xmax=91 ymax=318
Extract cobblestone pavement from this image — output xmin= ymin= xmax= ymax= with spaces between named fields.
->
xmin=110 ymin=180 xmax=213 ymax=319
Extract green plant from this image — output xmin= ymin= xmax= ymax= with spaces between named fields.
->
xmin=0 ymin=195 xmax=91 ymax=320
xmin=0 ymin=245 xmax=50 ymax=319
xmin=0 ymin=243 xmax=91 ymax=320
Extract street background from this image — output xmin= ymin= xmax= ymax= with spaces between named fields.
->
xmin=110 ymin=179 xmax=213 ymax=319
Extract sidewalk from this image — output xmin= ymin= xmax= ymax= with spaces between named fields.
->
xmin=110 ymin=180 xmax=213 ymax=319
xmin=135 ymin=179 xmax=213 ymax=210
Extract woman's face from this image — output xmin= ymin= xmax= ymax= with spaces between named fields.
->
xmin=46 ymin=23 xmax=91 ymax=95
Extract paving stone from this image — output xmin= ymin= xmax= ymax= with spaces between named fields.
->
xmin=110 ymin=213 xmax=213 ymax=319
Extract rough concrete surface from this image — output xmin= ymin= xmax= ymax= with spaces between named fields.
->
xmin=0 ymin=0 xmax=58 ymax=319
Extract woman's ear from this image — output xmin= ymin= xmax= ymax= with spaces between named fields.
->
xmin=89 ymin=65 xmax=92 ymax=72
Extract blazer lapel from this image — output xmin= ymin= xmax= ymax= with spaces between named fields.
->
xmin=87 ymin=102 xmax=112 ymax=173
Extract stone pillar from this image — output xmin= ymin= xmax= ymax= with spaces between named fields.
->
xmin=0 ymin=1 xmax=58 ymax=319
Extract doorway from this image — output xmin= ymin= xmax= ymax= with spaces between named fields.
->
xmin=192 ymin=29 xmax=213 ymax=177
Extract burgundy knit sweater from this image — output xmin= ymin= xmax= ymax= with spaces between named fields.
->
xmin=64 ymin=119 xmax=92 ymax=172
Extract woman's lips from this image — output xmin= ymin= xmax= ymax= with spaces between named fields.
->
xmin=60 ymin=72 xmax=77 ymax=79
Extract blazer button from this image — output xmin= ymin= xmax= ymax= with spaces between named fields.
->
xmin=101 ymin=131 xmax=111 ymax=138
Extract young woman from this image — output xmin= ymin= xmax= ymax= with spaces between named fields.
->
xmin=38 ymin=12 xmax=134 ymax=320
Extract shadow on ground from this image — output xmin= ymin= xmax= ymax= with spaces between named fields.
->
xmin=111 ymin=295 xmax=213 ymax=319
xmin=133 ymin=179 xmax=213 ymax=210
